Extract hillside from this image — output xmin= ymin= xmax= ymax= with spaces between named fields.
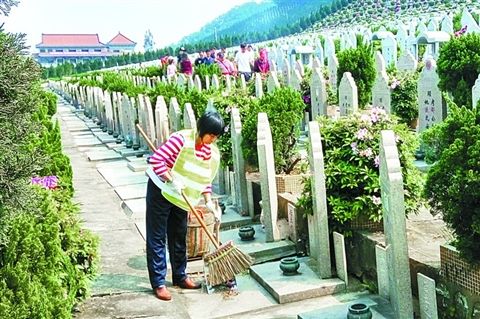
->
xmin=180 ymin=0 xmax=332 ymax=45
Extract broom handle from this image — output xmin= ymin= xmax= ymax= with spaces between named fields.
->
xmin=136 ymin=124 xmax=157 ymax=151
xmin=136 ymin=123 xmax=221 ymax=250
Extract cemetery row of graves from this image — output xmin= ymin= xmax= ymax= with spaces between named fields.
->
xmin=49 ymin=18 xmax=480 ymax=315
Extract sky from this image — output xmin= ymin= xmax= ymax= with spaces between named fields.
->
xmin=1 ymin=0 xmax=256 ymax=52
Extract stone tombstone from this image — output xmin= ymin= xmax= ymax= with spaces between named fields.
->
xmin=427 ymin=19 xmax=438 ymax=31
xmin=333 ymin=232 xmax=348 ymax=286
xmin=417 ymin=21 xmax=428 ymax=34
xmin=128 ymin=96 xmax=140 ymax=147
xmin=240 ymin=73 xmax=247 ymax=92
xmin=472 ymin=74 xmax=480 ymax=108
xmin=418 ymin=273 xmax=439 ymax=319
xmin=270 ymin=60 xmax=277 ymax=73
xmin=314 ymin=45 xmax=324 ymax=65
xmin=211 ymin=74 xmax=220 ymax=90
xmin=417 ymin=58 xmax=445 ymax=133
xmin=168 ymin=97 xmax=182 ymax=133
xmin=327 ymin=53 xmax=339 ymax=92
xmin=103 ymin=90 xmax=114 ymax=134
xmin=379 ymin=130 xmax=414 ymax=318
xmin=290 ymin=69 xmax=302 ymax=91
xmin=225 ymin=75 xmax=232 ymax=94
xmin=382 ymin=35 xmax=397 ymax=68
xmin=396 ymin=26 xmax=409 ymax=52
xmin=324 ymin=36 xmax=335 ymax=58
xmin=183 ymin=103 xmax=196 ymax=130
xmin=375 ymin=244 xmax=390 ymax=300
xmin=312 ymin=57 xmax=322 ymax=70
xmin=194 ymin=75 xmax=202 ymax=91
xmin=143 ymin=95 xmax=157 ymax=146
xmin=441 ymin=15 xmax=454 ymax=34
xmin=112 ymin=91 xmax=122 ymax=137
xmin=338 ymin=72 xmax=358 ymax=116
xmin=266 ymin=71 xmax=280 ymax=94
xmin=307 ymin=120 xmax=331 ymax=278
xmin=230 ymin=107 xmax=249 ymax=215
xmin=255 ymin=73 xmax=264 ymax=98
xmin=206 ymin=98 xmax=215 ymax=113
xmin=177 ymin=73 xmax=186 ymax=89
xmin=310 ymin=67 xmax=328 ymax=118
xmin=287 ymin=203 xmax=298 ymax=242
xmin=294 ymin=59 xmax=305 ymax=77
xmin=256 ymin=113 xmax=280 ymax=242
xmin=397 ymin=51 xmax=418 ymax=72
xmin=154 ymin=96 xmax=169 ymax=145
xmin=282 ymin=58 xmax=291 ymax=87
xmin=118 ymin=94 xmax=131 ymax=143
xmin=375 ymin=50 xmax=387 ymax=75
xmin=461 ymin=8 xmax=480 ymax=34
xmin=187 ymin=75 xmax=195 ymax=91
xmin=205 ymin=75 xmax=210 ymax=90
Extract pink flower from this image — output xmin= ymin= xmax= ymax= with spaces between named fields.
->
xmin=351 ymin=142 xmax=358 ymax=154
xmin=356 ymin=128 xmax=369 ymax=140
xmin=360 ymin=113 xmax=372 ymax=124
xmin=31 ymin=175 xmax=58 ymax=190
xmin=374 ymin=155 xmax=380 ymax=167
xmin=359 ymin=148 xmax=373 ymax=158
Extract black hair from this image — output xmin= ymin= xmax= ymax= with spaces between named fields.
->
xmin=197 ymin=112 xmax=225 ymax=137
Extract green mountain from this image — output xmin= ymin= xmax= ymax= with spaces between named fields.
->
xmin=180 ymin=0 xmax=333 ymax=45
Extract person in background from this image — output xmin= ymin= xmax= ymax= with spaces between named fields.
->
xmin=216 ymin=52 xmax=236 ymax=76
xmin=234 ymin=43 xmax=253 ymax=81
xmin=179 ymin=53 xmax=193 ymax=75
xmin=247 ymin=44 xmax=255 ymax=62
xmin=253 ymin=48 xmax=270 ymax=76
xmin=146 ymin=112 xmax=224 ymax=301
xmin=205 ymin=49 xmax=215 ymax=65
xmin=194 ymin=51 xmax=207 ymax=66
xmin=176 ymin=47 xmax=186 ymax=65
xmin=166 ymin=57 xmax=177 ymax=81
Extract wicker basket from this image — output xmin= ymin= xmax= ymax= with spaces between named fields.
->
xmin=186 ymin=206 xmax=216 ymax=259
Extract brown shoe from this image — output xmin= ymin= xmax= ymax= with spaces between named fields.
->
xmin=154 ymin=286 xmax=172 ymax=301
xmin=175 ymin=277 xmax=201 ymax=289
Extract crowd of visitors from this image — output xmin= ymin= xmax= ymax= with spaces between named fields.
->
xmin=160 ymin=43 xmax=270 ymax=81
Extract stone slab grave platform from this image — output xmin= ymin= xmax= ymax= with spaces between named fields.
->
xmin=116 ymin=147 xmax=149 ymax=158
xmin=114 ymin=183 xmax=148 ymax=201
xmin=86 ymin=148 xmax=123 ymax=162
xmin=93 ymin=131 xmax=117 ymax=144
xmin=250 ymin=257 xmax=345 ymax=304
xmin=219 ymin=224 xmax=296 ymax=264
xmin=126 ymin=157 xmax=149 ymax=172
xmin=74 ymin=136 xmax=103 ymax=147
xmin=97 ymin=166 xmax=147 ymax=188
xmin=298 ymin=295 xmax=394 ymax=319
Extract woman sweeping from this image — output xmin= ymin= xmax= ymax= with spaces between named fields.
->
xmin=145 ymin=111 xmax=224 ymax=301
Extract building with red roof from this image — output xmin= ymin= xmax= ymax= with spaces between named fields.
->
xmin=35 ymin=32 xmax=136 ymax=66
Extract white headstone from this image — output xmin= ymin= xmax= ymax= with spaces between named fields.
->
xmin=255 ymin=73 xmax=264 ymax=98
xmin=396 ymin=26 xmax=409 ymax=52
xmin=333 ymin=232 xmax=348 ymax=286
xmin=290 ymin=69 xmax=302 ymax=91
xmin=440 ymin=15 xmax=454 ymax=34
xmin=418 ymin=273 xmax=439 ymax=319
xmin=338 ymin=72 xmax=358 ymax=116
xmin=231 ymin=107 xmax=249 ymax=215
xmin=211 ymin=74 xmax=220 ymax=90
xmin=461 ymin=8 xmax=480 ymax=34
xmin=266 ymin=71 xmax=281 ymax=94
xmin=382 ymin=35 xmax=397 ymax=68
xmin=294 ymin=59 xmax=305 ymax=77
xmin=282 ymin=58 xmax=291 ymax=87
xmin=373 ymin=72 xmax=391 ymax=113
xmin=183 ymin=103 xmax=196 ymax=129
xmin=397 ymin=51 xmax=418 ymax=71
xmin=154 ymin=96 xmax=169 ymax=145
xmin=168 ymin=97 xmax=181 ymax=133
xmin=194 ymin=75 xmax=202 ymax=91
xmin=472 ymin=74 xmax=480 ymax=108
xmin=375 ymin=244 xmax=390 ymax=300
xmin=328 ymin=53 xmax=339 ymax=92
xmin=310 ymin=67 xmax=328 ymax=118
xmin=417 ymin=58 xmax=445 ymax=133
xmin=427 ymin=19 xmax=438 ymax=31
xmin=417 ymin=21 xmax=428 ymax=34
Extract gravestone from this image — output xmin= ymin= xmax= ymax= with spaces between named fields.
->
xmin=240 ymin=73 xmax=247 ymax=92
xmin=379 ymin=130 xmax=414 ymax=318
xmin=310 ymin=67 xmax=328 ymax=118
xmin=255 ymin=73 xmax=264 ymax=98
xmin=328 ymin=53 xmax=339 ymax=93
xmin=307 ymin=121 xmax=331 ymax=278
xmin=324 ymin=36 xmax=335 ymax=58
xmin=205 ymin=75 xmax=210 ymax=90
xmin=257 ymin=113 xmax=280 ymax=242
xmin=287 ymin=203 xmax=298 ymax=242
xmin=112 ymin=91 xmax=122 ymax=138
xmin=396 ymin=26 xmax=409 ymax=52
xmin=427 ymin=19 xmax=438 ymax=31
xmin=417 ymin=21 xmax=428 ymax=33
xmin=168 ymin=97 xmax=182 ymax=133
xmin=397 ymin=51 xmax=418 ymax=72
xmin=382 ymin=35 xmax=397 ymax=68
xmin=290 ymin=69 xmax=302 ymax=91
xmin=373 ymin=52 xmax=391 ymax=113
xmin=314 ymin=45 xmax=324 ymax=65
xmin=472 ymin=73 xmax=480 ymax=108
xmin=312 ymin=57 xmax=322 ymax=70
xmin=211 ymin=74 xmax=220 ymax=90
xmin=417 ymin=58 xmax=445 ymax=133
xmin=333 ymin=232 xmax=348 ymax=286
xmin=375 ymin=244 xmax=390 ymax=300
xmin=154 ymin=96 xmax=169 ymax=145
xmin=338 ymin=72 xmax=358 ymax=116
xmin=103 ymin=90 xmax=114 ymax=134
xmin=266 ymin=71 xmax=280 ymax=94
xmin=187 ymin=75 xmax=195 ymax=91
xmin=270 ymin=60 xmax=277 ymax=73
xmin=177 ymin=74 xmax=186 ymax=89
xmin=183 ymin=103 xmax=196 ymax=129
xmin=295 ymin=59 xmax=305 ymax=77
xmin=231 ymin=107 xmax=249 ymax=215
xmin=441 ymin=15 xmax=454 ymax=34
xmin=282 ymin=58 xmax=291 ymax=87
xmin=194 ymin=75 xmax=202 ymax=91
xmin=461 ymin=8 xmax=480 ymax=34
xmin=141 ymin=94 xmax=156 ymax=146
xmin=225 ymin=75 xmax=232 ymax=94
xmin=418 ymin=273 xmax=439 ymax=319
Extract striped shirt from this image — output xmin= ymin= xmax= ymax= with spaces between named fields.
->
xmin=150 ymin=132 xmax=212 ymax=193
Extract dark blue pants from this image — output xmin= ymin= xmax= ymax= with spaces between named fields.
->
xmin=146 ymin=179 xmax=188 ymax=288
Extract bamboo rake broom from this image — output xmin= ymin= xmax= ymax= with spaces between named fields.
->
xmin=136 ymin=124 xmax=253 ymax=286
